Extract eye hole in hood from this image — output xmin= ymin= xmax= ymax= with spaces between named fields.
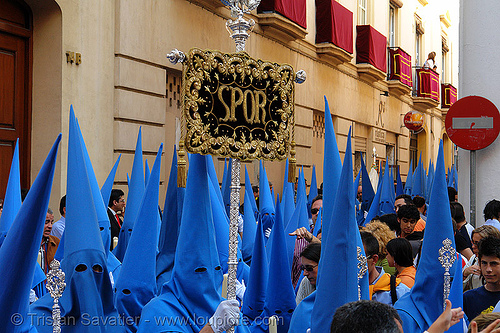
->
xmin=75 ymin=264 xmax=87 ymax=272
xmin=92 ymin=264 xmax=103 ymax=273
xmin=195 ymin=267 xmax=207 ymax=272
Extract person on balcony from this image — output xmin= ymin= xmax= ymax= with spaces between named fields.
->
xmin=423 ymin=51 xmax=437 ymax=71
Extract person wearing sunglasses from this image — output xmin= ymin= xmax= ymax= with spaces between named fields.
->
xmin=296 ymin=242 xmax=321 ymax=304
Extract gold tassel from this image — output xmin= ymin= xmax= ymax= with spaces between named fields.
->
xmin=177 ymin=140 xmax=187 ymax=188
xmin=288 ymin=141 xmax=296 ymax=183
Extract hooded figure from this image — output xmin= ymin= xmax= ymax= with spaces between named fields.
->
xmin=31 ymin=109 xmax=123 ymax=333
xmin=115 ymin=144 xmax=163 ymax=332
xmin=156 ymin=146 xmax=184 ymax=291
xmin=395 ymin=141 xmax=464 ymax=333
xmin=138 ymin=154 xmax=224 ymax=332
xmin=241 ymin=191 xmax=258 ymax=263
xmin=321 ymin=96 xmax=343 ymax=245
xmin=404 ymin=160 xmax=414 ymax=195
xmin=113 ymin=128 xmax=145 ymax=262
xmin=259 ymin=161 xmax=275 ymax=236
xmin=307 ymin=165 xmax=318 ymax=220
xmin=311 ymin=129 xmax=367 ymax=333
xmin=242 ymin=212 xmax=268 ymax=321
xmin=0 ymin=139 xmax=22 ymax=248
xmin=101 ymin=155 xmax=122 ymax=208
xmin=252 ymin=199 xmax=296 ymax=333
xmin=244 ymin=166 xmax=259 ymax=219
xmin=396 ymin=167 xmax=404 ymax=197
xmin=75 ymin=118 xmax=122 ymax=283
xmin=0 ymin=134 xmax=60 ymax=332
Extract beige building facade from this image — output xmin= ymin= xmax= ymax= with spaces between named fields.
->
xmin=0 ymin=0 xmax=458 ymax=208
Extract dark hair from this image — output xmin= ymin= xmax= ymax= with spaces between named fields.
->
xmin=360 ymin=231 xmax=379 ymax=257
xmin=448 ymin=187 xmax=458 ymax=202
xmin=484 ymin=200 xmax=500 ymax=221
xmin=379 ymin=213 xmax=400 ymax=233
xmin=450 ymin=202 xmax=466 ymax=224
xmin=395 ymin=194 xmax=412 ymax=205
xmin=397 ymin=204 xmax=420 ymax=221
xmin=300 ymin=242 xmax=321 ymax=263
xmin=109 ymin=189 xmax=125 ymax=207
xmin=59 ymin=195 xmax=66 ymax=216
xmin=478 ymin=237 xmax=500 ymax=260
xmin=412 ymin=196 xmax=426 ymax=209
xmin=386 ymin=238 xmax=414 ymax=267
xmin=330 ymin=300 xmax=402 ymax=333
xmin=312 ymin=194 xmax=323 ymax=206
xmin=252 ymin=185 xmax=259 ymax=194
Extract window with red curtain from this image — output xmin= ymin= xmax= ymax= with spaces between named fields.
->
xmin=258 ymin=0 xmax=307 ymax=29
xmin=417 ymin=68 xmax=439 ymax=101
xmin=441 ymin=84 xmax=457 ymax=108
xmin=388 ymin=47 xmax=412 ymax=87
xmin=356 ymin=25 xmax=387 ymax=72
xmin=316 ymin=0 xmax=353 ymax=53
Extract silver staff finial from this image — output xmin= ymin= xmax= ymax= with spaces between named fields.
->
xmin=167 ymin=49 xmax=186 ymax=64
xmin=46 ymin=259 xmax=66 ymax=333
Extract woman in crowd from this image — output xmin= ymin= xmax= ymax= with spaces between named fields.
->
xmin=386 ymin=238 xmax=416 ymax=288
xmin=295 ymin=242 xmax=321 ymax=304
xmin=364 ymin=221 xmax=396 ymax=276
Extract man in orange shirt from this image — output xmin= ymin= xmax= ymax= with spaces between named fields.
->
xmin=394 ymin=194 xmax=426 ymax=232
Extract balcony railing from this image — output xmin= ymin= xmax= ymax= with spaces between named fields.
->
xmin=387 ymin=47 xmax=412 ymax=87
xmin=441 ymin=83 xmax=457 ymax=108
xmin=413 ymin=67 xmax=439 ymax=101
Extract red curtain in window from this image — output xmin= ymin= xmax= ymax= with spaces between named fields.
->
xmin=356 ymin=25 xmax=387 ymax=72
xmin=417 ymin=69 xmax=439 ymax=101
xmin=441 ymin=84 xmax=457 ymax=108
xmin=258 ymin=0 xmax=307 ymax=29
xmin=389 ymin=47 xmax=412 ymax=87
xmin=316 ymin=0 xmax=353 ymax=53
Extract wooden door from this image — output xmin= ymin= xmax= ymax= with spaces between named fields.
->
xmin=0 ymin=0 xmax=31 ymax=198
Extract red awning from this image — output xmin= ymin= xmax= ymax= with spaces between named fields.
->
xmin=441 ymin=84 xmax=457 ymax=108
xmin=258 ymin=0 xmax=307 ymax=29
xmin=356 ymin=25 xmax=387 ymax=72
xmin=316 ymin=0 xmax=353 ymax=53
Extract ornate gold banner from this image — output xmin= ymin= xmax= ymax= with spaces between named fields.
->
xmin=181 ymin=48 xmax=295 ymax=161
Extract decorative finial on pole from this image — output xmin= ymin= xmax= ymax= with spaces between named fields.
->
xmin=46 ymin=259 xmax=66 ymax=333
xmin=167 ymin=49 xmax=186 ymax=64
xmin=222 ymin=0 xmax=260 ymax=52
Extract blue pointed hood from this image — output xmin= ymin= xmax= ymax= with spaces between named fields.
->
xmin=0 ymin=134 xmax=60 ymax=332
xmin=322 ymin=96 xmax=343 ymax=244
xmin=308 ymin=165 xmax=318 ymax=210
xmin=0 ymin=139 xmax=22 ymax=247
xmin=260 ymin=199 xmax=296 ymax=333
xmin=404 ymin=160 xmax=414 ymax=195
xmin=354 ymin=169 xmax=361 ymax=198
xmin=426 ymin=161 xmax=435 ymax=202
xmin=144 ymin=159 xmax=151 ymax=186
xmin=101 ymin=154 xmax=122 ymax=209
xmin=152 ymin=154 xmax=223 ymax=331
xmin=395 ymin=141 xmax=460 ymax=332
xmin=244 ymin=166 xmax=258 ymax=218
xmin=296 ymin=168 xmax=307 ymax=211
xmin=156 ymin=147 xmax=184 ymax=290
xmin=284 ymin=188 xmax=309 ymax=268
xmin=412 ymin=154 xmax=425 ymax=198
xmin=222 ymin=159 xmax=232 ymax=217
xmin=452 ymin=164 xmax=458 ymax=191
xmin=360 ymin=152 xmax=375 ymax=213
xmin=207 ymin=155 xmax=224 ymax=208
xmin=282 ymin=158 xmax=289 ymax=197
xmin=43 ymin=109 xmax=118 ymax=329
xmin=312 ymin=128 xmax=360 ymax=333
xmin=242 ymin=212 xmax=269 ymax=320
xmin=363 ymin=176 xmax=383 ymax=226
xmin=114 ymin=128 xmax=145 ymax=261
xmin=259 ymin=161 xmax=275 ymax=233
xmin=379 ymin=160 xmax=395 ymax=215
xmin=396 ymin=167 xmax=404 ymax=196
xmin=115 ymin=144 xmax=163 ymax=331
xmin=242 ymin=191 xmax=257 ymax=262
xmin=282 ymin=181 xmax=295 ymax=229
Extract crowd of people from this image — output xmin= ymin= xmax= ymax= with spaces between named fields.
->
xmin=3 ymin=103 xmax=500 ymax=333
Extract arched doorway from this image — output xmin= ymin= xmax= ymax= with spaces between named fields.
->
xmin=0 ymin=0 xmax=32 ymax=197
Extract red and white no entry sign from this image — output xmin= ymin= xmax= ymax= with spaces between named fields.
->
xmin=445 ymin=95 xmax=500 ymax=150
